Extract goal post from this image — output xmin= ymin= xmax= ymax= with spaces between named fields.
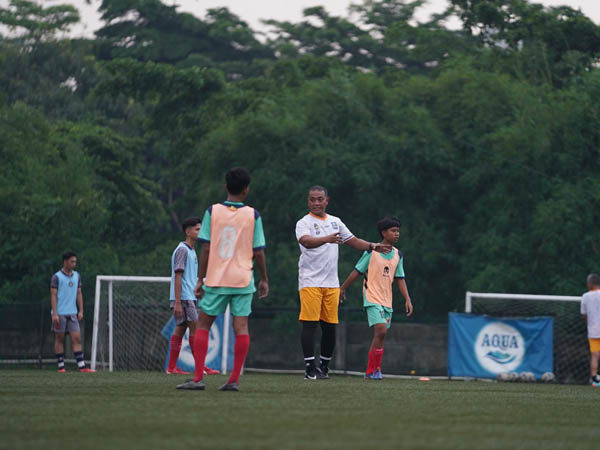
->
xmin=91 ymin=275 xmax=231 ymax=372
xmin=464 ymin=291 xmax=588 ymax=383
xmin=465 ymin=291 xmax=582 ymax=313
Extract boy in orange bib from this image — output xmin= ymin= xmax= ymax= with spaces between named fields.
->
xmin=176 ymin=167 xmax=269 ymax=392
xmin=340 ymin=217 xmax=413 ymax=379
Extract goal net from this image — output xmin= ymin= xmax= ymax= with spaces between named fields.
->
xmin=466 ymin=292 xmax=588 ymax=384
xmin=91 ymin=276 xmax=231 ymax=372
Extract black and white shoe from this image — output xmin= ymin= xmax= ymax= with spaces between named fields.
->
xmin=176 ymin=380 xmax=205 ymax=390
xmin=219 ymin=382 xmax=239 ymax=392
xmin=316 ymin=367 xmax=329 ymax=380
xmin=304 ymin=367 xmax=318 ymax=380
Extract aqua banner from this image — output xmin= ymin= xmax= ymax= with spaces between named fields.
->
xmin=448 ymin=313 xmax=553 ymax=379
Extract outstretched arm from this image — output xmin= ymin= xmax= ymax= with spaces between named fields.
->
xmin=396 ymin=278 xmax=413 ymax=316
xmin=253 ymin=249 xmax=269 ymax=299
xmin=344 ymin=237 xmax=391 ymax=254
xmin=299 ymin=233 xmax=343 ymax=248
xmin=339 ymin=269 xmax=362 ymax=303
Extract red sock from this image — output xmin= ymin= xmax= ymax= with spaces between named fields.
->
xmin=168 ymin=335 xmax=183 ymax=371
xmin=373 ymin=347 xmax=384 ymax=370
xmin=193 ymin=329 xmax=209 ymax=382
xmin=188 ymin=333 xmax=195 ymax=358
xmin=228 ymin=334 xmax=250 ymax=384
xmin=366 ymin=348 xmax=376 ymax=374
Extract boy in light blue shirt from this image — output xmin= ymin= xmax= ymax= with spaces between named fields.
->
xmin=167 ymin=217 xmax=218 ymax=375
xmin=50 ymin=251 xmax=94 ymax=372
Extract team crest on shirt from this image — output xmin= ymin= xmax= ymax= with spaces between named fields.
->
xmin=68 ymin=281 xmax=74 ymax=287
xmin=313 ymin=223 xmax=320 ymax=235
xmin=383 ymin=266 xmax=390 ymax=278
xmin=331 ymin=222 xmax=338 ymax=230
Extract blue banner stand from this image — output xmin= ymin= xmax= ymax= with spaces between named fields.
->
xmin=448 ymin=312 xmax=553 ymax=380
xmin=162 ymin=310 xmax=234 ymax=373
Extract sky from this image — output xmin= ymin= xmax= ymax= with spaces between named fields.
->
xmin=7 ymin=0 xmax=600 ymax=37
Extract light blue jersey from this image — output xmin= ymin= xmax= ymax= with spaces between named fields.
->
xmin=52 ymin=270 xmax=80 ymax=315
xmin=170 ymin=242 xmax=198 ymax=301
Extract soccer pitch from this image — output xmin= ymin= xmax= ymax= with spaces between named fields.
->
xmin=1 ymin=371 xmax=598 ymax=450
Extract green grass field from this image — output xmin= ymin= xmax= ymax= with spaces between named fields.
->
xmin=1 ymin=370 xmax=599 ymax=450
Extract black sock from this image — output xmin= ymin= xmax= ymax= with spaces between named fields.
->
xmin=56 ymin=353 xmax=65 ymax=370
xmin=320 ymin=321 xmax=336 ymax=363
xmin=74 ymin=351 xmax=85 ymax=369
xmin=301 ymin=321 xmax=318 ymax=360
xmin=304 ymin=357 xmax=316 ymax=372
xmin=320 ymin=355 xmax=331 ymax=371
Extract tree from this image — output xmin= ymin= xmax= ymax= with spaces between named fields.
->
xmin=94 ymin=0 xmax=274 ymax=78
xmin=266 ymin=0 xmax=472 ymax=75
xmin=95 ymin=58 xmax=225 ymax=228
xmin=450 ymin=0 xmax=600 ymax=85
xmin=0 ymin=0 xmax=79 ymax=40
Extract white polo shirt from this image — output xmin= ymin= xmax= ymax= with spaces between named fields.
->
xmin=295 ymin=212 xmax=354 ymax=289
xmin=581 ymin=290 xmax=600 ymax=338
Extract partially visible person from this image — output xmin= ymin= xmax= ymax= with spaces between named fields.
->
xmin=50 ymin=251 xmax=94 ymax=372
xmin=295 ymin=186 xmax=392 ymax=380
xmin=167 ymin=216 xmax=218 ymax=376
xmin=177 ymin=167 xmax=269 ymax=392
xmin=581 ymin=273 xmax=600 ymax=385
xmin=340 ymin=216 xmax=413 ymax=380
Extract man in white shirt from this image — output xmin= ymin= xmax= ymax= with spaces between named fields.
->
xmin=295 ymin=186 xmax=391 ymax=379
xmin=581 ymin=273 xmax=600 ymax=384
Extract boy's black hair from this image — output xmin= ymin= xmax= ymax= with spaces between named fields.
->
xmin=62 ymin=251 xmax=77 ymax=261
xmin=376 ymin=216 xmax=401 ymax=239
xmin=181 ymin=216 xmax=202 ymax=233
xmin=226 ymin=167 xmax=251 ymax=195
xmin=308 ymin=185 xmax=328 ymax=196
xmin=587 ymin=273 xmax=600 ymax=287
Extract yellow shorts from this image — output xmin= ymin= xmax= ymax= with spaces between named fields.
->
xmin=589 ymin=338 xmax=600 ymax=353
xmin=299 ymin=287 xmax=340 ymax=324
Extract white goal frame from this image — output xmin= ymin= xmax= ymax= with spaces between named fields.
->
xmin=465 ymin=291 xmax=581 ymax=313
xmin=91 ymin=275 xmax=231 ymax=372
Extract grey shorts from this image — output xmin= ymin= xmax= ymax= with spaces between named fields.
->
xmin=52 ymin=314 xmax=80 ymax=333
xmin=170 ymin=300 xmax=198 ymax=326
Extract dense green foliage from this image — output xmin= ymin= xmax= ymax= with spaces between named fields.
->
xmin=1 ymin=0 xmax=600 ymax=318
xmin=2 ymin=371 xmax=600 ymax=450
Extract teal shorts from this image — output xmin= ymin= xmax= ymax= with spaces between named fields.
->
xmin=365 ymin=304 xmax=393 ymax=328
xmin=200 ymin=292 xmax=253 ymax=317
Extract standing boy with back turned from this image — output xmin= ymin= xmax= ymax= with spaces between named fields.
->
xmin=177 ymin=167 xmax=269 ymax=392
xmin=581 ymin=273 xmax=600 ymax=385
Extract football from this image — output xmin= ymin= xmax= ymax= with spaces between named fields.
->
xmin=541 ymin=372 xmax=556 ymax=383
xmin=496 ymin=372 xmax=511 ymax=382
xmin=519 ymin=372 xmax=535 ymax=382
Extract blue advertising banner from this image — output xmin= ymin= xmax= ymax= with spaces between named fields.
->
xmin=161 ymin=314 xmax=234 ymax=373
xmin=448 ymin=313 xmax=553 ymax=379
